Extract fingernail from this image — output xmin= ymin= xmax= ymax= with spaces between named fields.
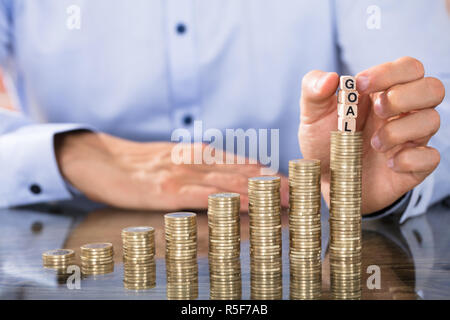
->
xmin=314 ymin=72 xmax=330 ymax=93
xmin=357 ymin=75 xmax=369 ymax=92
xmin=373 ymin=96 xmax=384 ymax=117
xmin=387 ymin=158 xmax=394 ymax=169
xmin=371 ymin=135 xmax=382 ymax=151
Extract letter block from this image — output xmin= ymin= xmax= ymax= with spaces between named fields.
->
xmin=337 ymin=103 xmax=358 ymax=118
xmin=338 ymin=117 xmax=356 ymax=132
xmin=338 ymin=90 xmax=359 ymax=104
xmin=340 ymin=76 xmax=356 ymax=91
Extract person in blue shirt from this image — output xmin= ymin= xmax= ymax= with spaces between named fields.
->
xmin=0 ymin=0 xmax=448 ymax=223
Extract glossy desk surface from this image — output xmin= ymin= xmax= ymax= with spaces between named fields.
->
xmin=1 ymin=198 xmax=449 ymax=300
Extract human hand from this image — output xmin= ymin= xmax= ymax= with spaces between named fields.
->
xmin=55 ymin=131 xmax=288 ymax=211
xmin=298 ymin=57 xmax=444 ymax=214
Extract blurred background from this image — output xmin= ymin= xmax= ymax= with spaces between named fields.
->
xmin=0 ymin=68 xmax=14 ymax=111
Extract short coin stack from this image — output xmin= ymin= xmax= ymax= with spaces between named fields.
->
xmin=288 ymin=159 xmax=322 ymax=300
xmin=42 ymin=249 xmax=76 ymax=281
xmin=248 ymin=176 xmax=283 ymax=300
xmin=165 ymin=212 xmax=198 ymax=300
xmin=80 ymin=243 xmax=114 ymax=276
xmin=329 ymin=131 xmax=363 ymax=299
xmin=122 ymin=226 xmax=156 ymax=290
xmin=208 ymin=193 xmax=242 ymax=300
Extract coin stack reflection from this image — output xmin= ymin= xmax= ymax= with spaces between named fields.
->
xmin=122 ymin=226 xmax=156 ymax=290
xmin=288 ymin=159 xmax=322 ymax=300
xmin=208 ymin=193 xmax=242 ymax=300
xmin=330 ymin=131 xmax=363 ymax=299
xmin=248 ymin=176 xmax=283 ymax=300
xmin=165 ymin=212 xmax=198 ymax=300
xmin=42 ymin=249 xmax=76 ymax=282
xmin=80 ymin=243 xmax=114 ymax=275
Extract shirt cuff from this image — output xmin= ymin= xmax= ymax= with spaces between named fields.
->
xmin=361 ymin=172 xmax=436 ymax=223
xmin=399 ymin=173 xmax=435 ymax=224
xmin=362 ymin=191 xmax=412 ymax=221
xmin=0 ymin=123 xmax=92 ymax=207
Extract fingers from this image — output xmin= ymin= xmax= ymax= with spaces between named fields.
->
xmin=388 ymin=146 xmax=440 ymax=177
xmin=356 ymin=56 xmax=425 ymax=94
xmin=171 ymin=166 xmax=252 ymax=194
xmin=279 ymin=175 xmax=289 ymax=208
xmin=176 ymin=170 xmax=288 ymax=210
xmin=371 ymin=109 xmax=440 ymax=152
xmin=300 ymin=70 xmax=339 ymax=124
xmin=195 ymin=170 xmax=289 ymax=207
xmin=176 ymin=184 xmax=250 ymax=212
xmin=201 ymin=171 xmax=249 ymax=195
xmin=197 ymin=162 xmax=263 ymax=177
xmin=187 ymin=150 xmax=264 ymax=176
xmin=177 ymin=185 xmax=222 ymax=209
xmin=373 ymin=77 xmax=445 ymax=118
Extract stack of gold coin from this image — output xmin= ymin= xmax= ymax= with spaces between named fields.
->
xmin=208 ymin=193 xmax=242 ymax=300
xmin=122 ymin=226 xmax=156 ymax=290
xmin=42 ymin=249 xmax=76 ymax=273
xmin=80 ymin=243 xmax=114 ymax=275
xmin=329 ymin=131 xmax=363 ymax=299
xmin=288 ymin=159 xmax=322 ymax=300
xmin=248 ymin=176 xmax=283 ymax=300
xmin=165 ymin=212 xmax=198 ymax=300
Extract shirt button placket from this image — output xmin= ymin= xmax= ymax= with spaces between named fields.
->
xmin=166 ymin=0 xmax=201 ymax=132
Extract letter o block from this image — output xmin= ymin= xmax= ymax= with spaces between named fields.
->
xmin=338 ymin=90 xmax=359 ymax=104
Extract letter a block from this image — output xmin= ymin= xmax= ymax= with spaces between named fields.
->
xmin=338 ymin=103 xmax=358 ymax=118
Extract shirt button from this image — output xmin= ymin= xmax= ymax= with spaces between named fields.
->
xmin=30 ymin=184 xmax=42 ymax=195
xmin=176 ymin=23 xmax=187 ymax=35
xmin=31 ymin=221 xmax=44 ymax=234
xmin=183 ymin=114 xmax=193 ymax=126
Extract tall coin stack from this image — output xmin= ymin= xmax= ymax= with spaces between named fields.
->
xmin=80 ymin=243 xmax=114 ymax=275
xmin=248 ymin=176 xmax=283 ymax=300
xmin=208 ymin=193 xmax=242 ymax=300
xmin=329 ymin=131 xmax=363 ymax=299
xmin=165 ymin=212 xmax=198 ymax=300
xmin=288 ymin=159 xmax=322 ymax=300
xmin=42 ymin=249 xmax=76 ymax=282
xmin=122 ymin=226 xmax=156 ymax=290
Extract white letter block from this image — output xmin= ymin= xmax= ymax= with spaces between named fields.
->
xmin=340 ymin=76 xmax=356 ymax=91
xmin=338 ymin=117 xmax=356 ymax=132
xmin=337 ymin=103 xmax=358 ymax=118
xmin=338 ymin=90 xmax=359 ymax=104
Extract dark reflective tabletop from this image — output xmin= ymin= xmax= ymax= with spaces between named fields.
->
xmin=1 ymin=198 xmax=449 ymax=300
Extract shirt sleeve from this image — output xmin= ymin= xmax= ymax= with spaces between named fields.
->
xmin=399 ymin=172 xmax=435 ymax=224
xmin=0 ymin=109 xmax=91 ymax=207
xmin=362 ymin=171 xmax=436 ymax=223
xmin=0 ymin=3 xmax=91 ymax=207
xmin=362 ymin=190 xmax=412 ymax=221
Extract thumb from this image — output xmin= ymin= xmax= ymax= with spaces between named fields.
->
xmin=300 ymin=70 xmax=339 ymax=124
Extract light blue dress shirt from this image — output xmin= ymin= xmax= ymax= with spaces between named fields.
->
xmin=0 ymin=0 xmax=448 ymax=222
